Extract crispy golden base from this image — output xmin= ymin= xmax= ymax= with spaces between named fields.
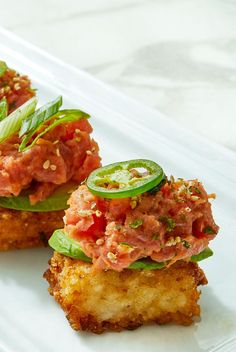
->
xmin=44 ymin=252 xmax=207 ymax=334
xmin=0 ymin=208 xmax=64 ymax=250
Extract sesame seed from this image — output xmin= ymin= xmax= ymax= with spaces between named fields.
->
xmin=95 ymin=210 xmax=102 ymax=217
xmin=91 ymin=202 xmax=97 ymax=210
xmin=53 ymin=140 xmax=59 ymax=144
xmin=86 ymin=150 xmax=92 ymax=155
xmin=77 ymin=210 xmax=93 ymax=217
xmin=1 ymin=213 xmax=10 ymax=220
xmin=50 ymin=164 xmax=57 ymax=171
xmin=175 ymin=236 xmax=181 ymax=243
xmin=191 ymin=195 xmax=199 ymax=201
xmin=185 ymin=207 xmax=191 ymax=212
xmin=96 ymin=238 xmax=104 ymax=246
xmin=43 ymin=160 xmax=50 ymax=170
xmin=75 ymin=137 xmax=81 ymax=142
xmin=56 ymin=148 xmax=60 ymax=157
xmin=107 ymin=252 xmax=117 ymax=263
xmin=75 ymin=129 xmax=80 ymax=134
xmin=14 ymin=83 xmax=21 ymax=91
xmin=130 ymin=200 xmax=137 ymax=209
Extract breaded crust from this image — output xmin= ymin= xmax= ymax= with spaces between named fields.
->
xmin=44 ymin=252 xmax=207 ymax=334
xmin=0 ymin=208 xmax=64 ymax=250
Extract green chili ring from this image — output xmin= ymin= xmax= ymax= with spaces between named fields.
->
xmin=86 ymin=159 xmax=165 ymax=199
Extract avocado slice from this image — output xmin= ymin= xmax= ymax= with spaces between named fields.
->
xmin=49 ymin=229 xmax=213 ymax=270
xmin=0 ymin=182 xmax=78 ymax=212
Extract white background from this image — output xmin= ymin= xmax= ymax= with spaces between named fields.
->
xmin=0 ymin=0 xmax=236 ymax=151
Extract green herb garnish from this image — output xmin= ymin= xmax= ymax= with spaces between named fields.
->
xmin=189 ymin=186 xmax=201 ymax=194
xmin=0 ymin=98 xmax=8 ymax=121
xmin=152 ymin=234 xmax=160 ymax=240
xmin=119 ymin=242 xmax=133 ymax=247
xmin=159 ymin=216 xmax=176 ymax=232
xmin=203 ymin=226 xmax=215 ymax=235
xmin=19 ymin=109 xmax=89 ymax=152
xmin=0 ymin=61 xmax=7 ymax=77
xmin=129 ymin=219 xmax=143 ymax=229
xmin=0 ymin=97 xmax=37 ymax=144
xmin=182 ymin=240 xmax=191 ymax=249
xmin=19 ymin=96 xmax=62 ymax=151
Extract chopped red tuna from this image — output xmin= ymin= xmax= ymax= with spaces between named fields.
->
xmin=0 ymin=119 xmax=101 ymax=204
xmin=64 ymin=179 xmax=219 ymax=271
xmin=0 ymin=66 xmax=35 ymax=113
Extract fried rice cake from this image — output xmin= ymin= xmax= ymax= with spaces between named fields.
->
xmin=44 ymin=252 xmax=207 ymax=334
xmin=0 ymin=208 xmax=64 ymax=250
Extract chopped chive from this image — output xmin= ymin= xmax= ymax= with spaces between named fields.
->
xmin=152 ymin=234 xmax=160 ymax=240
xmin=189 ymin=186 xmax=201 ymax=194
xmin=129 ymin=219 xmax=143 ymax=229
xmin=203 ymin=226 xmax=215 ymax=235
xmin=119 ymin=242 xmax=133 ymax=248
xmin=159 ymin=216 xmax=176 ymax=232
xmin=182 ymin=240 xmax=191 ymax=249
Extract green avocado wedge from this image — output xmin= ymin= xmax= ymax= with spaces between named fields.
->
xmin=190 ymin=247 xmax=213 ymax=262
xmin=0 ymin=182 xmax=78 ymax=212
xmin=49 ymin=229 xmax=214 ymax=270
xmin=49 ymin=229 xmax=92 ymax=263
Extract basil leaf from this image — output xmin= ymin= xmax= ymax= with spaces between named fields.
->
xmin=49 ymin=229 xmax=92 ymax=262
xmin=190 ymin=247 xmax=213 ymax=262
xmin=19 ymin=96 xmax=62 ymax=151
xmin=0 ymin=98 xmax=8 ymax=121
xmin=0 ymin=182 xmax=78 ymax=212
xmin=0 ymin=61 xmax=7 ymax=77
xmin=19 ymin=109 xmax=89 ymax=152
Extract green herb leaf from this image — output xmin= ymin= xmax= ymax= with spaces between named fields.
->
xmin=19 ymin=109 xmax=89 ymax=152
xmin=129 ymin=219 xmax=143 ymax=229
xmin=189 ymin=186 xmax=201 ymax=194
xmin=190 ymin=247 xmax=213 ymax=262
xmin=19 ymin=96 xmax=62 ymax=137
xmin=0 ymin=182 xmax=77 ymax=212
xmin=49 ymin=229 xmax=92 ymax=262
xmin=119 ymin=242 xmax=133 ymax=248
xmin=0 ymin=98 xmax=8 ymax=121
xmin=203 ymin=226 xmax=215 ymax=235
xmin=0 ymin=61 xmax=7 ymax=77
xmin=19 ymin=96 xmax=62 ymax=151
xmin=0 ymin=97 xmax=37 ymax=144
xmin=182 ymin=239 xmax=191 ymax=249
xmin=159 ymin=216 xmax=176 ymax=232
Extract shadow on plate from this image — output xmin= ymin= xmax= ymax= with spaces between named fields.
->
xmin=0 ymin=247 xmax=53 ymax=301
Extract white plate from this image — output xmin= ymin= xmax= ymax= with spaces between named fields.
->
xmin=0 ymin=27 xmax=236 ymax=352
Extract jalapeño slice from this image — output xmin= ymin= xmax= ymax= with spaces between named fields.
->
xmin=86 ymin=159 xmax=165 ymax=199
